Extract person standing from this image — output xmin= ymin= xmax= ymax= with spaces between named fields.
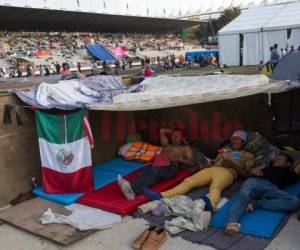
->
xmin=26 ymin=64 xmax=32 ymax=77
xmin=102 ymin=61 xmax=107 ymax=74
xmin=144 ymin=63 xmax=153 ymax=77
xmin=50 ymin=62 xmax=56 ymax=74
xmin=290 ymin=46 xmax=295 ymax=52
xmin=115 ymin=59 xmax=120 ymax=75
xmin=55 ymin=62 xmax=61 ymax=74
xmin=17 ymin=65 xmax=22 ymax=77
xmin=60 ymin=63 xmax=71 ymax=78
xmin=270 ymin=44 xmax=280 ymax=69
xmin=39 ymin=65 xmax=44 ymax=77
xmin=45 ymin=66 xmax=50 ymax=76
xmin=141 ymin=57 xmax=145 ymax=69
xmin=77 ymin=62 xmax=81 ymax=73
xmin=281 ymin=48 xmax=287 ymax=57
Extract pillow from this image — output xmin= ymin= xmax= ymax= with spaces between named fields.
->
xmin=245 ymin=131 xmax=279 ymax=167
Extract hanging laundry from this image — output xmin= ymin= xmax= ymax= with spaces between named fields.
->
xmin=3 ymin=104 xmax=14 ymax=124
xmin=15 ymin=105 xmax=29 ymax=125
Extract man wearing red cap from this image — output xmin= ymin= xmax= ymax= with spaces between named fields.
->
xmin=145 ymin=130 xmax=254 ymax=211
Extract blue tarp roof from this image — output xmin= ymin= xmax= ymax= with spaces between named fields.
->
xmin=86 ymin=44 xmax=116 ymax=63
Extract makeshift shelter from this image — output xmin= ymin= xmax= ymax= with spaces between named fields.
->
xmin=218 ymin=2 xmax=300 ymax=66
xmin=1 ymin=74 xmax=300 ymax=247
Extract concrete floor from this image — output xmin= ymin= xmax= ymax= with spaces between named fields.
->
xmin=265 ymin=214 xmax=300 ymax=250
xmin=0 ymin=217 xmax=214 ymax=250
xmin=0 ymin=214 xmax=299 ymax=250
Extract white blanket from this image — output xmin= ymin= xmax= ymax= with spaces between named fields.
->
xmin=90 ymin=74 xmax=287 ymax=111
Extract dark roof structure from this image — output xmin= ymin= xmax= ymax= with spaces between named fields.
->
xmin=0 ymin=5 xmax=199 ymax=33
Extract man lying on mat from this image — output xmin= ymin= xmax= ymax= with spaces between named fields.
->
xmin=118 ymin=128 xmax=196 ymax=200
xmin=144 ymin=130 xmax=254 ymax=211
xmin=225 ymin=152 xmax=300 ymax=235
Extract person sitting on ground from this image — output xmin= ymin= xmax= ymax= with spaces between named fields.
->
xmin=118 ymin=128 xmax=196 ymax=200
xmin=225 ymin=152 xmax=300 ymax=235
xmin=144 ymin=130 xmax=254 ymax=211
xmin=209 ymin=55 xmax=217 ymax=67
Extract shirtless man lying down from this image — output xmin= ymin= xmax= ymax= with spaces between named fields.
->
xmin=118 ymin=128 xmax=196 ymax=200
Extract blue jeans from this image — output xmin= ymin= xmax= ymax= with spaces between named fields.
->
xmin=130 ymin=165 xmax=177 ymax=195
xmin=227 ymin=178 xmax=300 ymax=224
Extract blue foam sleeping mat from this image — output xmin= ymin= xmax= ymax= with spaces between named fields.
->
xmin=33 ymin=157 xmax=145 ymax=205
xmin=210 ymin=180 xmax=300 ymax=238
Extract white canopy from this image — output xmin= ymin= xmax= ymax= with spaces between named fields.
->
xmin=218 ymin=2 xmax=300 ymax=66
xmin=219 ymin=2 xmax=300 ymax=35
xmin=219 ymin=4 xmax=283 ymax=35
xmin=263 ymin=2 xmax=300 ymax=31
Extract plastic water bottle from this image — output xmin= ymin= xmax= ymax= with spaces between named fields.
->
xmin=31 ymin=177 xmax=38 ymax=190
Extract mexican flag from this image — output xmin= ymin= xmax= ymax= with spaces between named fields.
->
xmin=35 ymin=109 xmax=94 ymax=194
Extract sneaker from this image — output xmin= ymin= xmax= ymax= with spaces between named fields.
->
xmin=142 ymin=229 xmax=167 ymax=250
xmin=117 ymin=174 xmax=135 ymax=200
xmin=132 ymin=226 xmax=156 ymax=249
xmin=216 ymin=197 xmax=228 ymax=210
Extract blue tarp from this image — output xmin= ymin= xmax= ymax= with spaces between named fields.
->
xmin=86 ymin=44 xmax=116 ymax=63
xmin=185 ymin=50 xmax=219 ymax=63
xmin=33 ymin=157 xmax=144 ymax=205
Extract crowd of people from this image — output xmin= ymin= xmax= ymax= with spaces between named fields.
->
xmin=0 ymin=31 xmax=200 ymax=78
xmin=270 ymin=43 xmax=300 ymax=67
xmin=257 ymin=43 xmax=300 ymax=73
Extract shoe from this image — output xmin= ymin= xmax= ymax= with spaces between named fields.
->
xmin=132 ymin=226 xmax=156 ymax=249
xmin=142 ymin=229 xmax=167 ymax=250
xmin=216 ymin=197 xmax=228 ymax=211
xmin=117 ymin=174 xmax=135 ymax=200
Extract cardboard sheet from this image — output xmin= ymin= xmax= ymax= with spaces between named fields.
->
xmin=0 ymin=197 xmax=96 ymax=245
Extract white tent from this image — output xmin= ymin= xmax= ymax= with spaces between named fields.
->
xmin=218 ymin=2 xmax=300 ymax=66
